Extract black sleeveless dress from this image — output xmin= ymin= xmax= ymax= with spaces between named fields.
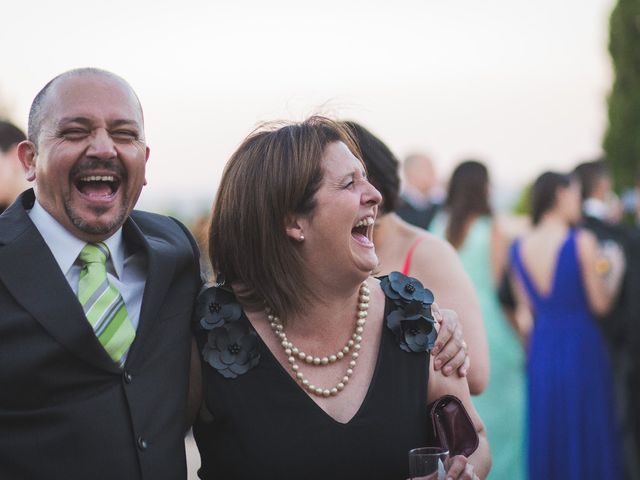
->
xmin=192 ymin=273 xmax=437 ymax=480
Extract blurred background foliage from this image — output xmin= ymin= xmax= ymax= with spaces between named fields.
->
xmin=604 ymin=0 xmax=640 ymax=191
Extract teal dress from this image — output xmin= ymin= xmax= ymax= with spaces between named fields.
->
xmin=431 ymin=215 xmax=526 ymax=479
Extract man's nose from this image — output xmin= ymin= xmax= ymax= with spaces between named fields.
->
xmin=86 ymin=128 xmax=117 ymax=159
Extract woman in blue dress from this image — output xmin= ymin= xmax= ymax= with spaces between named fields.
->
xmin=510 ymin=171 xmax=625 ymax=479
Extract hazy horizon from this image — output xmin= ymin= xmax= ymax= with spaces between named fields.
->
xmin=1 ymin=0 xmax=616 ymax=219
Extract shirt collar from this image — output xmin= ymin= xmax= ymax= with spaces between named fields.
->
xmin=28 ymin=199 xmax=125 ymax=278
xmin=583 ymin=198 xmax=608 ymax=220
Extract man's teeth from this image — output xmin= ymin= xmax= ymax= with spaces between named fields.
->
xmin=80 ymin=175 xmax=115 ymax=182
xmin=354 ymin=217 xmax=375 ymax=228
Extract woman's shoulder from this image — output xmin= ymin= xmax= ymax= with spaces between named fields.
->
xmin=409 ymin=230 xmax=457 ymax=260
xmin=574 ymin=227 xmax=599 ymax=258
xmin=192 ymin=284 xmax=261 ymax=379
xmin=194 ymin=284 xmax=244 ymax=330
xmin=378 ymin=272 xmax=438 ymax=354
xmin=407 ymin=231 xmax=468 ymax=284
xmin=574 ymin=226 xmax=597 ymax=243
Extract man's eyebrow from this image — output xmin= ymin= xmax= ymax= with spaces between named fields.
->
xmin=55 ymin=117 xmax=141 ymax=129
xmin=56 ymin=116 xmax=93 ymax=128
xmin=108 ymin=119 xmax=141 ymax=129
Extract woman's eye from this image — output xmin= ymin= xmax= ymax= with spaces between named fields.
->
xmin=344 ymin=181 xmax=354 ymax=189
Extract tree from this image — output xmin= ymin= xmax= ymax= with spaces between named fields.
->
xmin=604 ymin=0 xmax=640 ymax=191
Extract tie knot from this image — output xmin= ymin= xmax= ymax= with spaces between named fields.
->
xmin=79 ymin=242 xmax=110 ymax=266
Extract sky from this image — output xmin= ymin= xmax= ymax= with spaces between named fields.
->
xmin=0 ymin=0 xmax=616 ymax=218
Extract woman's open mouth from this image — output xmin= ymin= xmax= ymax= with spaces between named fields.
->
xmin=351 ymin=216 xmax=375 ymax=247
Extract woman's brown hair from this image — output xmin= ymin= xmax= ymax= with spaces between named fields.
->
xmin=209 ymin=116 xmax=360 ymax=318
xmin=530 ymin=171 xmax=572 ymax=226
xmin=444 ymin=160 xmax=492 ymax=249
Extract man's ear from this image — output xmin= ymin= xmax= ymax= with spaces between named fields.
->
xmin=17 ymin=141 xmax=37 ymax=182
xmin=284 ymin=214 xmax=305 ymax=242
xmin=143 ymin=146 xmax=150 ymax=186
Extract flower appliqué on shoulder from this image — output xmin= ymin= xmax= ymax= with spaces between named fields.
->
xmin=380 ymin=271 xmax=437 ymax=353
xmin=193 ymin=285 xmax=260 ymax=379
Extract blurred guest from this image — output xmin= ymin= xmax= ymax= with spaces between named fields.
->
xmin=430 ymin=160 xmax=526 ymax=479
xmin=627 ymin=224 xmax=640 ymax=480
xmin=510 ymin=171 xmax=624 ymax=479
xmin=574 ymin=159 xmax=623 ymax=225
xmin=191 ymin=117 xmax=491 ymax=479
xmin=573 ymin=160 xmax=629 ymax=303
xmin=634 ymin=175 xmax=640 ymax=225
xmin=0 ymin=120 xmax=29 ymax=213
xmin=396 ymin=152 xmax=443 ymax=230
xmin=574 ymin=159 xmax=640 ymax=479
xmin=344 ymin=121 xmax=489 ymax=394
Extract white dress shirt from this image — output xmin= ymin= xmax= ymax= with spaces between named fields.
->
xmin=583 ymin=198 xmax=608 ymax=221
xmin=28 ymin=200 xmax=146 ymax=332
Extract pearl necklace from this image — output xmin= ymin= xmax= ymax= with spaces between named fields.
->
xmin=267 ymin=281 xmax=370 ymax=398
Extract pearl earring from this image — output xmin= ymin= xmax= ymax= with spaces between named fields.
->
xmin=299 ymin=235 xmax=305 ymax=242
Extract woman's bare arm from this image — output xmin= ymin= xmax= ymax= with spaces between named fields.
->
xmin=576 ymin=229 xmax=625 ymax=317
xmin=411 ymin=235 xmax=489 ymax=394
xmin=427 ymin=358 xmax=491 ymax=479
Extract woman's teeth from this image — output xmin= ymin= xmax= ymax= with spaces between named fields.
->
xmin=354 ymin=217 xmax=375 ymax=228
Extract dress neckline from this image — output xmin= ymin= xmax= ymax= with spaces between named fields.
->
xmin=515 ymin=229 xmax=574 ymax=301
xmin=243 ymin=295 xmax=389 ymax=426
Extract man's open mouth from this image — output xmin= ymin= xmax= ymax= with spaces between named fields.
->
xmin=74 ymin=174 xmax=121 ymax=199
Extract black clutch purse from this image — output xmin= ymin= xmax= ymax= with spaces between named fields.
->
xmin=427 ymin=395 xmax=479 ymax=457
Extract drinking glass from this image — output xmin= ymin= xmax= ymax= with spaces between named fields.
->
xmin=408 ymin=447 xmax=449 ymax=480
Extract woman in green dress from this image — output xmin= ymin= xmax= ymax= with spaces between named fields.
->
xmin=431 ymin=160 xmax=526 ymax=479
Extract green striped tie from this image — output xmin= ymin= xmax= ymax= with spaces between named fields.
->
xmin=77 ymin=243 xmax=135 ymax=366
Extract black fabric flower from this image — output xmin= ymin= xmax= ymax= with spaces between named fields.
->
xmin=381 ymin=272 xmax=437 ymax=353
xmin=194 ymin=285 xmax=242 ymax=331
xmin=387 ymin=309 xmax=437 ymax=353
xmin=380 ymin=271 xmax=434 ymax=306
xmin=202 ymin=322 xmax=260 ymax=379
xmin=193 ymin=285 xmax=261 ymax=379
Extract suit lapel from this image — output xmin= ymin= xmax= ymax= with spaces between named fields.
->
xmin=0 ymin=191 xmax=119 ymax=373
xmin=122 ymin=217 xmax=176 ymax=366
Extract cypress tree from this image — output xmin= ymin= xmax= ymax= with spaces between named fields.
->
xmin=604 ymin=0 xmax=640 ymax=191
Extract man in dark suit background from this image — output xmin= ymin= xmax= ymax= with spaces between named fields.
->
xmin=0 ymin=68 xmax=201 ymax=479
xmin=395 ymin=152 xmax=443 ymax=230
xmin=0 ymin=120 xmax=29 ymax=214
xmin=573 ymin=159 xmax=640 ymax=480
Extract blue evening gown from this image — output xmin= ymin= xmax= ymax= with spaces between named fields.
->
xmin=510 ymin=229 xmax=622 ymax=479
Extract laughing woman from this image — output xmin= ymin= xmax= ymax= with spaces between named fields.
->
xmin=190 ymin=117 xmax=490 ymax=479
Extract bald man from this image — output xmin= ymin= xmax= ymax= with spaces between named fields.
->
xmin=0 ymin=68 xmax=201 ymax=480
xmin=396 ymin=153 xmax=443 ymax=230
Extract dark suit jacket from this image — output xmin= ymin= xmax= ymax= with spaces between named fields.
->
xmin=0 ymin=190 xmax=201 ymax=480
xmin=395 ymin=197 xmax=440 ymax=231
xmin=581 ymin=215 xmax=640 ymax=473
